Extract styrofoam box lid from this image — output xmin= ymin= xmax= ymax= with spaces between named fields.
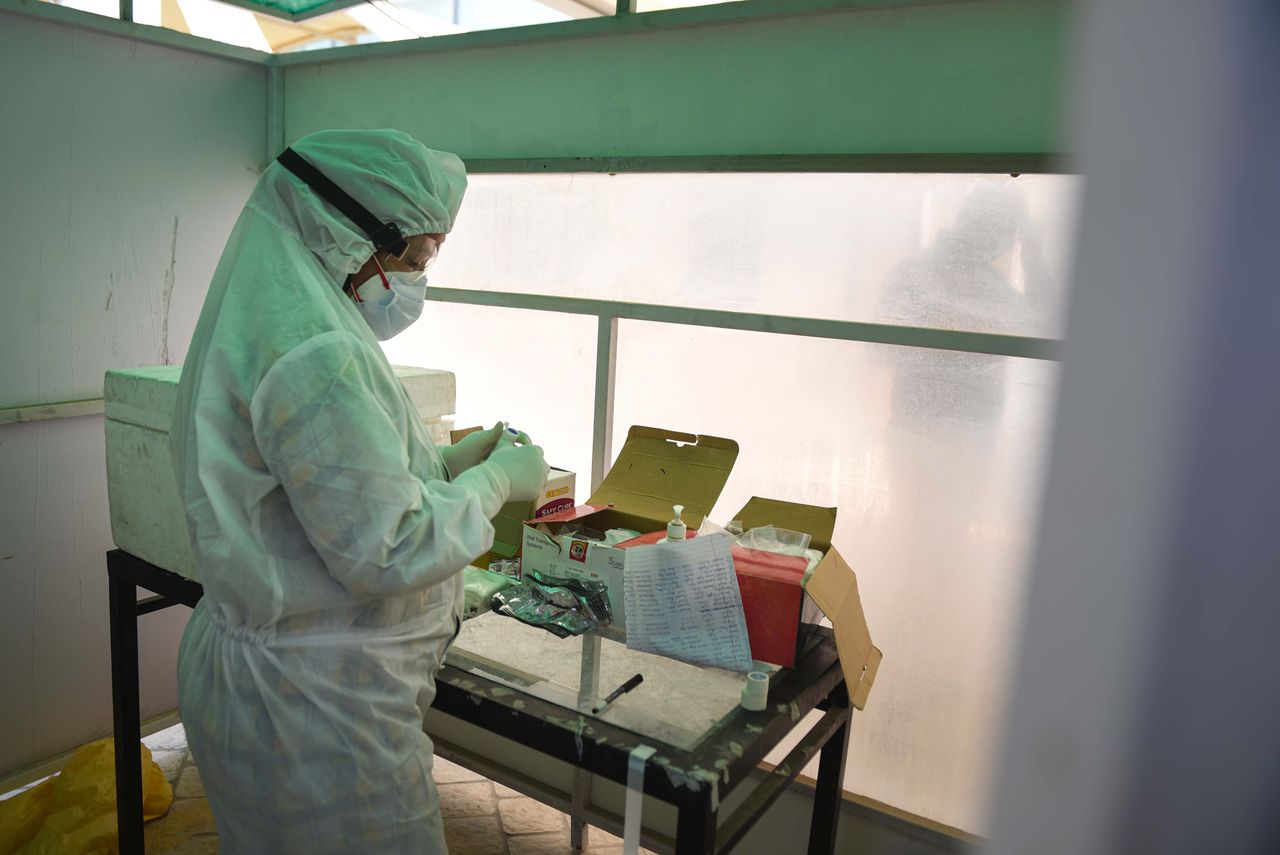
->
xmin=104 ymin=363 xmax=456 ymax=432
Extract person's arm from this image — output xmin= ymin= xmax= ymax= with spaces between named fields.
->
xmin=249 ymin=331 xmax=504 ymax=597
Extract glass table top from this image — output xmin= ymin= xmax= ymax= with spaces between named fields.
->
xmin=446 ymin=612 xmax=751 ymax=751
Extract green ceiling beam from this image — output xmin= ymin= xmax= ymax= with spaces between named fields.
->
xmin=463 ymin=154 xmax=1070 ymax=175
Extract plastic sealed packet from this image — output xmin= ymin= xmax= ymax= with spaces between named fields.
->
xmin=488 ymin=558 xmax=521 ymax=579
xmin=696 ymin=517 xmax=734 ymax=539
xmin=603 ymin=528 xmax=642 ymax=546
xmin=528 ymin=571 xmax=612 ymax=624
xmin=492 ymin=571 xmax=612 ymax=638
xmin=736 ymin=525 xmax=812 ymax=556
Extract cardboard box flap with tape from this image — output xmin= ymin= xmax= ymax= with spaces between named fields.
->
xmin=521 ymin=426 xmax=739 ymax=636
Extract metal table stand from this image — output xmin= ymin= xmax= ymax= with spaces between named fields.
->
xmin=107 ymin=548 xmax=851 ymax=854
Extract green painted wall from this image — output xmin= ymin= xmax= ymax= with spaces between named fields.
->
xmin=284 ymin=0 xmax=1069 ymax=161
xmin=0 ymin=9 xmax=264 ymax=780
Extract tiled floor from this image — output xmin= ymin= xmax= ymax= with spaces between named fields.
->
xmin=136 ymin=723 xmax=649 ymax=855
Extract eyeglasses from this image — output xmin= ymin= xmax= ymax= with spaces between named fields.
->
xmin=384 ymin=235 xmax=441 ymax=273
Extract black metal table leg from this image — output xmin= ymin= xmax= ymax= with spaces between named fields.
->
xmin=570 ymin=768 xmax=591 ymax=851
xmin=807 ymin=684 xmax=851 ymax=855
xmin=675 ymin=788 xmax=716 ymax=855
xmin=108 ymin=559 xmax=145 ymax=855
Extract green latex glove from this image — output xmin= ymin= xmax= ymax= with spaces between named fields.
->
xmin=487 ymin=444 xmax=549 ymax=502
xmin=441 ymin=421 xmax=532 ymax=478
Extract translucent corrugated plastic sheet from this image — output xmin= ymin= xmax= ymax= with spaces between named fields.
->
xmin=435 ymin=173 xmax=1080 ymax=339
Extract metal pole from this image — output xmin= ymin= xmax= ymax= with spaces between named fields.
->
xmin=674 ymin=788 xmax=715 ymax=854
xmin=572 ymin=634 xmax=603 ymax=850
xmin=425 ymin=286 xmax=1063 ymax=362
xmin=590 ymin=315 xmax=618 ymax=492
xmin=807 ymin=684 xmax=851 ymax=855
xmin=569 ymin=768 xmax=593 ymax=850
xmin=108 ymin=556 xmax=144 ymax=854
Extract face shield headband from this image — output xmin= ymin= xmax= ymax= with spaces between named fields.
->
xmin=275 ymin=147 xmax=409 ymax=258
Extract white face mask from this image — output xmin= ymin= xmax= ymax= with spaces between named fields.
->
xmin=351 ymin=267 xmax=427 ymax=340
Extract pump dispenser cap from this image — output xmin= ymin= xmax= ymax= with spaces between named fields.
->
xmin=666 ymin=504 xmax=687 ymax=542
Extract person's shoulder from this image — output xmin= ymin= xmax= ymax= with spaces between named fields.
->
xmin=273 ymin=329 xmax=367 ymax=368
xmin=253 ymin=330 xmax=384 ymax=406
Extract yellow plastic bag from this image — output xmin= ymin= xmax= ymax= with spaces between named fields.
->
xmin=0 ymin=738 xmax=174 ymax=855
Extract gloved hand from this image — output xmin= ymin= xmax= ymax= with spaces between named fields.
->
xmin=487 ymin=443 xmax=549 ymax=502
xmin=441 ymin=422 xmax=532 ymax=477
xmin=496 ymin=425 xmax=534 ymax=449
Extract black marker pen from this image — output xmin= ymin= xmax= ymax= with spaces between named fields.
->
xmin=592 ymin=673 xmax=644 ymax=715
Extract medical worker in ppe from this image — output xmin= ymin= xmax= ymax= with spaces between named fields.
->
xmin=170 ymin=128 xmax=547 ymax=853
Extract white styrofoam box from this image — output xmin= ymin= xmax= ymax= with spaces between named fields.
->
xmin=105 ymin=364 xmax=456 ymax=580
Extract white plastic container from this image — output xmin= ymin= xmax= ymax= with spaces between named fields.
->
xmin=104 ymin=364 xmax=456 ymax=580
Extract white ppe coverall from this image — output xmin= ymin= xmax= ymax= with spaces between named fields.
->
xmin=170 ymin=129 xmax=504 ymax=853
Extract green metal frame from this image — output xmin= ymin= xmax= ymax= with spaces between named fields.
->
xmin=426 ymin=287 xmax=1061 ymax=362
xmin=271 ymin=0 xmax=965 ymax=60
xmin=464 ymin=154 xmax=1067 ymax=175
xmin=2 ymin=0 xmax=271 ymax=63
xmin=127 ymin=0 xmax=964 ymax=27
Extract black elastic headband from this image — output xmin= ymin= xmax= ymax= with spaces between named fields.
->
xmin=276 ymin=147 xmax=408 ymax=257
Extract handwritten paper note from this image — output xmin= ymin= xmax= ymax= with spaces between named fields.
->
xmin=623 ymin=534 xmax=754 ymax=672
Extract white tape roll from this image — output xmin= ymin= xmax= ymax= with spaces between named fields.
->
xmin=740 ymin=671 xmax=769 ymax=711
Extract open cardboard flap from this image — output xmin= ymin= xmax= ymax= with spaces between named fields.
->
xmin=589 ymin=426 xmax=739 ymax=529
xmin=804 ymin=548 xmax=882 ymax=709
